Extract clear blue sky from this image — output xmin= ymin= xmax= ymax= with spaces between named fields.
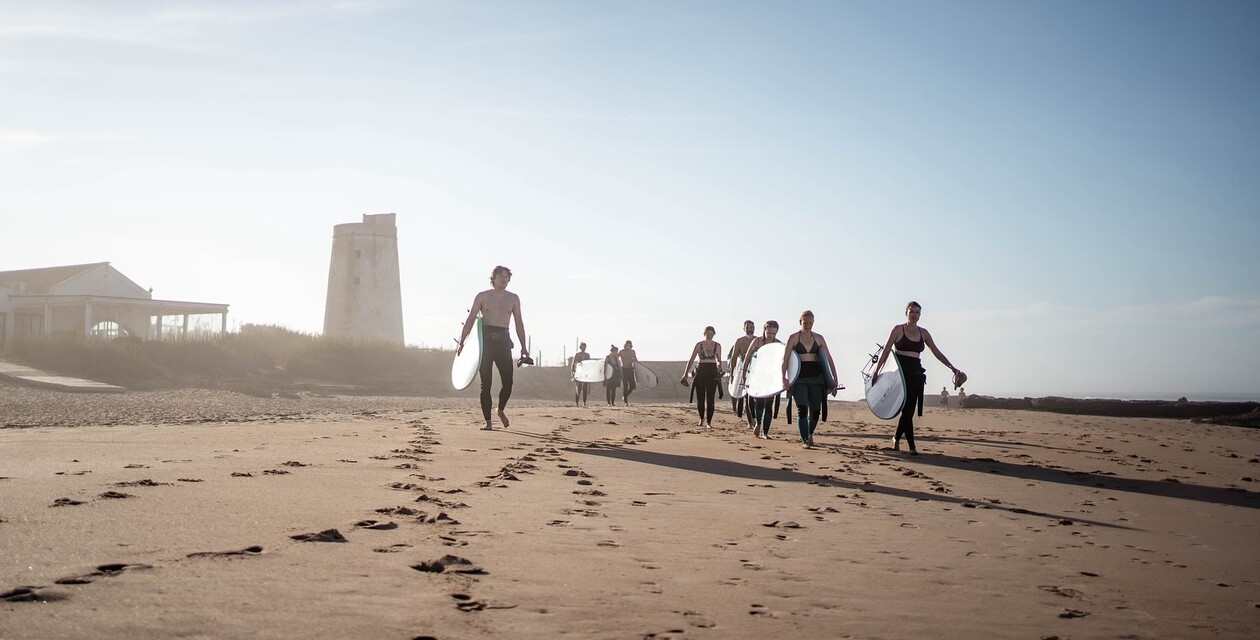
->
xmin=2 ymin=1 xmax=1257 ymax=399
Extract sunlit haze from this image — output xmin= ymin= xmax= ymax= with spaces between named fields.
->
xmin=2 ymin=0 xmax=1257 ymax=400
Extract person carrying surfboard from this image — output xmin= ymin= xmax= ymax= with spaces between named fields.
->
xmin=740 ymin=320 xmax=781 ymax=439
xmin=619 ymin=340 xmax=638 ymax=405
xmin=782 ymin=310 xmax=840 ymax=448
xmin=871 ymin=301 xmax=964 ymax=454
xmin=573 ymin=342 xmax=591 ymax=407
xmin=456 ymin=265 xmax=529 ymax=431
xmin=604 ymin=345 xmax=623 ymax=406
xmin=682 ymin=326 xmax=723 ymax=429
xmin=728 ymin=320 xmax=756 ymax=423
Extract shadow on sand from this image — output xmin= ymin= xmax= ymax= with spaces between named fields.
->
xmin=564 ymin=442 xmax=1135 ymax=530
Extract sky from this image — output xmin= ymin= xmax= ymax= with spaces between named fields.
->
xmin=2 ymin=0 xmax=1258 ymax=400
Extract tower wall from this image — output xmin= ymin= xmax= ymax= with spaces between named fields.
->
xmin=323 ymin=213 xmax=404 ymax=345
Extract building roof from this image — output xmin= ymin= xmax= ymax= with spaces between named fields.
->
xmin=0 ymin=263 xmax=109 ymax=295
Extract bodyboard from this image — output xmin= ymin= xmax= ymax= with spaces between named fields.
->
xmin=864 ymin=364 xmax=906 ymax=420
xmin=745 ymin=342 xmax=800 ymax=398
xmin=451 ymin=316 xmax=483 ymax=391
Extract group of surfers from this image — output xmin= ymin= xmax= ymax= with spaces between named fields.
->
xmin=570 ymin=341 xmax=640 ymax=407
xmin=457 ymin=265 xmax=966 ymax=453
xmin=681 ymin=305 xmax=963 ymax=452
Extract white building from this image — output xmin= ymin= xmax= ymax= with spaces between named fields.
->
xmin=0 ymin=262 xmax=229 ymax=347
xmin=323 ymin=213 xmax=404 ymax=345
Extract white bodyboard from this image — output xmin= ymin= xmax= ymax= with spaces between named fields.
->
xmin=573 ymin=359 xmax=606 ymax=383
xmin=451 ymin=316 xmax=482 ymax=391
xmin=745 ymin=342 xmax=800 ymax=398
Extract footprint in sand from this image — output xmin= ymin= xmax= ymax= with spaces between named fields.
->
xmin=187 ymin=546 xmax=264 ymax=558
xmin=50 ymin=497 xmax=85 ymax=507
xmin=1 ymin=586 xmax=69 ymax=602
xmin=374 ymin=544 xmax=412 ymax=553
xmin=54 ymin=563 xmax=154 ymax=584
xmin=411 ymin=555 xmax=486 ymax=575
xmin=354 ymin=520 xmax=399 ymax=530
xmin=290 ymin=529 xmax=348 ymax=543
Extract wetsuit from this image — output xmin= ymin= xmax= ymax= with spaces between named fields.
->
xmin=619 ymin=350 xmax=637 ymax=404
xmin=693 ymin=344 xmax=721 ymax=424
xmin=791 ymin=338 xmax=826 ymax=443
xmin=480 ymin=325 xmax=515 ymax=423
xmin=604 ymin=355 xmax=622 ymax=405
xmin=894 ymin=328 xmax=927 ymax=450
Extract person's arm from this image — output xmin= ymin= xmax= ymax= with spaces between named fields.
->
xmin=456 ymin=293 xmax=483 ymax=355
xmin=740 ymin=338 xmax=762 ymax=378
xmin=781 ymin=333 xmax=798 ymax=383
xmin=681 ymin=343 xmax=700 ymax=383
xmin=922 ymin=328 xmax=958 ymax=373
xmin=714 ymin=342 xmax=723 ymax=374
xmin=512 ymin=294 xmax=527 ymax=355
xmin=872 ymin=325 xmax=900 ymax=380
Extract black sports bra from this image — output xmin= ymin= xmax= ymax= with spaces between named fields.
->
xmin=794 ymin=340 xmax=818 ymax=355
xmin=894 ymin=327 xmax=925 ymax=353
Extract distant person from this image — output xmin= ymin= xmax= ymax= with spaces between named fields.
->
xmin=782 ymin=310 xmax=840 ymax=448
xmin=682 ymin=326 xmax=722 ymax=429
xmin=728 ymin=320 xmax=756 ymax=420
xmin=604 ymin=345 xmax=622 ymax=406
xmin=457 ymin=265 xmax=528 ymax=430
xmin=872 ymin=301 xmax=964 ymax=454
xmin=958 ymin=387 xmax=967 ymax=408
xmin=619 ymin=340 xmax=639 ymax=405
xmin=740 ymin=320 xmax=781 ymax=439
xmin=940 ymin=386 xmax=950 ymax=409
xmin=572 ymin=342 xmax=591 ymax=407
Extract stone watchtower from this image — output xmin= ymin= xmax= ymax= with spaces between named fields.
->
xmin=323 ymin=213 xmax=404 ymax=345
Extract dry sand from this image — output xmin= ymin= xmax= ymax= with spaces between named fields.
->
xmin=2 ymin=388 xmax=1259 ymax=639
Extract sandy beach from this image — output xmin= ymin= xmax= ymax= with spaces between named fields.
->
xmin=3 ymin=387 xmax=1259 ymax=639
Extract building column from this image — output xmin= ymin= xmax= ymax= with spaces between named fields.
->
xmin=182 ymin=313 xmax=189 ymax=339
xmin=43 ymin=304 xmax=51 ymax=336
xmin=221 ymin=312 xmax=227 ymax=334
xmin=84 ymin=299 xmax=93 ymax=335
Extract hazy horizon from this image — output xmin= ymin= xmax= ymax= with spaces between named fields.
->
xmin=2 ymin=1 xmax=1257 ymax=402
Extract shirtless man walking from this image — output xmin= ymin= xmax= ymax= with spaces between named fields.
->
xmin=457 ymin=265 xmax=528 ymax=430
xmin=728 ymin=320 xmax=756 ymax=423
xmin=619 ymin=340 xmax=639 ymax=405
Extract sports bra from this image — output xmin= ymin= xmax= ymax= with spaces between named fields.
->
xmin=894 ymin=326 xmax=925 ymax=353
xmin=699 ymin=343 xmax=718 ymax=361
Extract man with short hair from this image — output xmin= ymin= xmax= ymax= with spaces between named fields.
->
xmin=457 ymin=265 xmax=528 ymax=430
xmin=619 ymin=340 xmax=639 ymax=405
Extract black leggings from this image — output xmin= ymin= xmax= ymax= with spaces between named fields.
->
xmin=480 ymin=329 xmax=514 ymax=423
xmin=895 ymin=353 xmax=926 ymax=449
xmin=622 ymin=367 xmax=636 ymax=402
xmin=694 ymin=363 xmax=719 ymax=423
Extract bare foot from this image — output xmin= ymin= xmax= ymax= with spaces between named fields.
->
xmin=481 ymin=422 xmax=493 ymax=431
xmin=497 ymin=410 xmax=510 ymax=428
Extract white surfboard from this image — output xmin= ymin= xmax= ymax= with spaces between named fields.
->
xmin=744 ymin=342 xmax=800 ymax=398
xmin=864 ymin=364 xmax=906 ymax=420
xmin=728 ymin=355 xmax=746 ymax=399
xmin=573 ymin=359 xmax=605 ymax=383
xmin=634 ymin=362 xmax=659 ymax=389
xmin=451 ymin=315 xmax=482 ymax=391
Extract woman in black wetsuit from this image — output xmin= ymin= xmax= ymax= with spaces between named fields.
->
xmin=682 ymin=326 xmax=723 ymax=429
xmin=604 ymin=345 xmax=622 ymax=406
xmin=872 ymin=301 xmax=965 ymax=454
xmin=782 ymin=310 xmax=840 ymax=448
